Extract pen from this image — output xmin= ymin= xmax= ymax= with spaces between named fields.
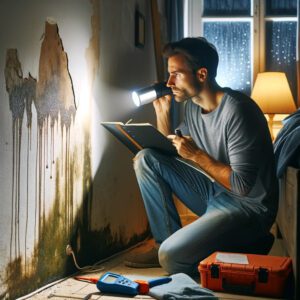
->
xmin=175 ymin=129 xmax=183 ymax=137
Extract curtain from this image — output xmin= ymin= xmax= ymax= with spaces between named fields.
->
xmin=166 ymin=0 xmax=184 ymax=42
xmin=297 ymin=0 xmax=300 ymax=106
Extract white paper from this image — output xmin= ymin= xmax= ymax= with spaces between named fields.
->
xmin=216 ymin=253 xmax=249 ymax=265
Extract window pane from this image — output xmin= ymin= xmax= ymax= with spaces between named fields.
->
xmin=203 ymin=0 xmax=251 ymax=16
xmin=266 ymin=21 xmax=297 ymax=99
xmin=265 ymin=0 xmax=297 ymax=16
xmin=204 ymin=22 xmax=251 ymax=94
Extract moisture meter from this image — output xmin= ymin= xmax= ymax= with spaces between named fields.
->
xmin=96 ymin=272 xmax=139 ymax=296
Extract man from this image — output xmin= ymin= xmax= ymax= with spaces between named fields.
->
xmin=126 ymin=37 xmax=278 ymax=275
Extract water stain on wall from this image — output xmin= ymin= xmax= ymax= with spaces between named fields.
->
xmin=5 ymin=49 xmax=37 ymax=264
xmin=3 ymin=21 xmax=79 ymax=299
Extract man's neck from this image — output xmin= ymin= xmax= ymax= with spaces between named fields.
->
xmin=192 ymin=83 xmax=225 ymax=114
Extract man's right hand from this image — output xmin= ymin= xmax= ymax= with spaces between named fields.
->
xmin=153 ymin=94 xmax=172 ymax=115
xmin=153 ymin=94 xmax=172 ymax=136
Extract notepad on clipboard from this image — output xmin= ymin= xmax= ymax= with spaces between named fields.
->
xmin=101 ymin=121 xmax=214 ymax=182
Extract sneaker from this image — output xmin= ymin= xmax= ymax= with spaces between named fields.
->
xmin=124 ymin=246 xmax=160 ymax=268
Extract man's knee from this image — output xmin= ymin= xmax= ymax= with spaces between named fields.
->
xmin=133 ymin=148 xmax=158 ymax=172
xmin=158 ymin=242 xmax=175 ymax=274
xmin=158 ymin=241 xmax=184 ymax=274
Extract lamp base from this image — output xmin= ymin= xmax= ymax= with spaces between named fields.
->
xmin=266 ymin=114 xmax=287 ymax=141
xmin=267 ymin=113 xmax=275 ymax=141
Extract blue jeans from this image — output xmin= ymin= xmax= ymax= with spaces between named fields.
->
xmin=133 ymin=149 xmax=268 ymax=275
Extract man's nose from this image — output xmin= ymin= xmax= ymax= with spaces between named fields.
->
xmin=166 ymin=76 xmax=174 ymax=87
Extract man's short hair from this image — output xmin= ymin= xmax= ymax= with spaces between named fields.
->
xmin=163 ymin=37 xmax=219 ymax=79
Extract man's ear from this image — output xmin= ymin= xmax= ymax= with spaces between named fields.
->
xmin=197 ymin=68 xmax=208 ymax=82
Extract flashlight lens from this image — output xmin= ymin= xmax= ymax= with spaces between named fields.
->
xmin=132 ymin=91 xmax=141 ymax=107
xmin=140 ymin=90 xmax=157 ymax=103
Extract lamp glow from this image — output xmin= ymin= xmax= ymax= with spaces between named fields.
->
xmin=132 ymin=82 xmax=172 ymax=107
xmin=251 ymin=72 xmax=296 ymax=139
xmin=251 ymin=72 xmax=295 ymax=114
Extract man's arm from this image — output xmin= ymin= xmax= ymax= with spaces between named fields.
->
xmin=191 ymin=148 xmax=231 ymax=190
xmin=170 ymin=135 xmax=232 ymax=190
xmin=153 ymin=95 xmax=172 ymax=136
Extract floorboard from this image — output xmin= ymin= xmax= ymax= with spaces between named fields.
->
xmin=19 ymin=238 xmax=287 ymax=300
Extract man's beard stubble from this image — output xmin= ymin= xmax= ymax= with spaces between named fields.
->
xmin=172 ymin=80 xmax=203 ymax=102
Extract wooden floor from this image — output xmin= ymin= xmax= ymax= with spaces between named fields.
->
xmin=19 ymin=237 xmax=288 ymax=300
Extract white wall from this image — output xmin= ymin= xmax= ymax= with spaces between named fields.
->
xmin=0 ymin=0 xmax=157 ymax=298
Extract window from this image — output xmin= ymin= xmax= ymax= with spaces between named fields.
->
xmin=184 ymin=0 xmax=297 ymax=98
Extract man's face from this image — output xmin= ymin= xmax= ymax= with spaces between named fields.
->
xmin=167 ymin=54 xmax=203 ymax=102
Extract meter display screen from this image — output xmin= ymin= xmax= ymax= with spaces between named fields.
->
xmin=104 ymin=275 xmax=117 ymax=283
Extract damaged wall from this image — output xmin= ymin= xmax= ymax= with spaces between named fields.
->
xmin=0 ymin=0 xmax=157 ymax=298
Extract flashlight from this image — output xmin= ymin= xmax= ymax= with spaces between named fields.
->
xmin=132 ymin=82 xmax=172 ymax=107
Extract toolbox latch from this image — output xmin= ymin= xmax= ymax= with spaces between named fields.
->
xmin=210 ymin=264 xmax=220 ymax=278
xmin=258 ymin=267 xmax=269 ymax=283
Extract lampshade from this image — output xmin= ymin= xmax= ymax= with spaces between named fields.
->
xmin=251 ymin=72 xmax=296 ymax=114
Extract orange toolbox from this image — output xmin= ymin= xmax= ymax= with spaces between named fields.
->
xmin=199 ymin=252 xmax=292 ymax=297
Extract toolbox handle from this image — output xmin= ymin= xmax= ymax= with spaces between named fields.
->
xmin=222 ymin=279 xmax=255 ymax=294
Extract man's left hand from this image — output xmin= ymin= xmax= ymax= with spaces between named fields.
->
xmin=168 ymin=134 xmax=201 ymax=160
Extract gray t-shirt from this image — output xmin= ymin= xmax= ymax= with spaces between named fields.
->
xmin=178 ymin=88 xmax=278 ymax=228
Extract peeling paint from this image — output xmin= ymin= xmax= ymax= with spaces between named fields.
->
xmin=35 ymin=21 xmax=76 ymax=241
xmin=36 ymin=21 xmax=76 ymax=129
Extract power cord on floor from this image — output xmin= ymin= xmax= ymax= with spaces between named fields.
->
xmin=66 ymin=237 xmax=151 ymax=274
xmin=66 ymin=244 xmax=104 ymax=273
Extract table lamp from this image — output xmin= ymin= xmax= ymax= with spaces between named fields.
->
xmin=251 ymin=72 xmax=296 ymax=139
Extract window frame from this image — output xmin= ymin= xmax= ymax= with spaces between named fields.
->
xmin=183 ymin=0 xmax=298 ymax=90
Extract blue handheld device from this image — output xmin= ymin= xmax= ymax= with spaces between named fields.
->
xmin=96 ymin=272 xmax=139 ymax=296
